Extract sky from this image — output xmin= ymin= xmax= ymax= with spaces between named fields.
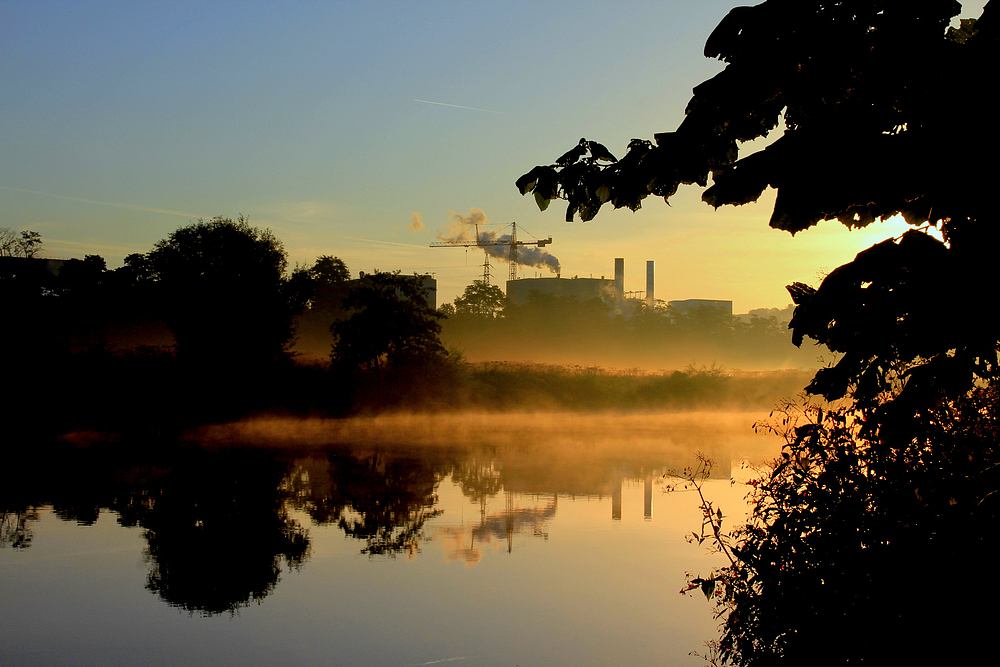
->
xmin=0 ymin=0 xmax=987 ymax=312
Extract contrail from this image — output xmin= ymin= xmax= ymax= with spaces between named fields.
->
xmin=413 ymin=99 xmax=504 ymax=114
xmin=405 ymin=657 xmax=473 ymax=666
xmin=341 ymin=235 xmax=430 ymax=249
xmin=0 ymin=185 xmax=204 ymax=219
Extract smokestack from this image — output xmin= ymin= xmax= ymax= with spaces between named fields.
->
xmin=612 ymin=470 xmax=622 ymax=521
xmin=646 ymin=260 xmax=654 ymax=307
xmin=644 ymin=474 xmax=652 ymax=520
xmin=614 ymin=258 xmax=624 ymax=301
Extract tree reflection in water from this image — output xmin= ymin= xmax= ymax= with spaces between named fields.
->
xmin=0 ymin=508 xmax=39 ymax=549
xmin=136 ymin=449 xmax=310 ymax=615
xmin=288 ymin=448 xmax=449 ymax=557
xmin=5 ymin=430 xmax=734 ymax=615
xmin=287 ymin=447 xmax=562 ymax=558
xmin=1 ymin=443 xmax=310 ymax=616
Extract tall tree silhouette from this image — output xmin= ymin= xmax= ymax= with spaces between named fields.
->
xmin=331 ymin=271 xmax=445 ymax=373
xmin=146 ymin=216 xmax=304 ymax=370
xmin=452 ymin=280 xmax=507 ymax=319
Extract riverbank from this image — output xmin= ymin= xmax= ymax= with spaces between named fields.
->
xmin=9 ymin=349 xmax=815 ymax=440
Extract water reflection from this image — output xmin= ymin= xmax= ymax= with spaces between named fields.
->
xmin=1 ymin=444 xmax=308 ymax=615
xmin=287 ymin=449 xmax=447 ymax=557
xmin=138 ymin=450 xmax=309 ymax=615
xmin=0 ymin=507 xmax=38 ymax=549
xmin=3 ymin=412 xmax=777 ymax=617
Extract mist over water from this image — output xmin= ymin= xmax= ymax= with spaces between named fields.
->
xmin=2 ymin=411 xmax=782 ymax=666
xmin=196 ymin=410 xmax=776 ymax=461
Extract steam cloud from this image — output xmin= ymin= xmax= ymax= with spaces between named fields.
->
xmin=439 ymin=208 xmax=561 ymax=274
xmin=410 ymin=212 xmax=425 ymax=232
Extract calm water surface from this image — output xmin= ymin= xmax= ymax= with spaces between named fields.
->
xmin=1 ymin=412 xmax=781 ymax=666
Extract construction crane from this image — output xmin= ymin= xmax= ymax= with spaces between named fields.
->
xmin=430 ymin=222 xmax=553 ymax=283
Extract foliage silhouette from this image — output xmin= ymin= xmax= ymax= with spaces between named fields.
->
xmin=452 ymin=279 xmax=507 ymax=319
xmin=146 ymin=215 xmax=304 ymax=370
xmin=289 ymin=255 xmax=352 ymax=359
xmin=307 ymin=255 xmax=351 ymax=287
xmin=521 ymin=1 xmax=999 ymax=664
xmin=681 ymin=396 xmax=1000 ymax=666
xmin=331 ymin=270 xmax=446 ymax=373
xmin=519 ymin=0 xmax=997 ymax=414
xmin=0 ymin=227 xmax=42 ymax=258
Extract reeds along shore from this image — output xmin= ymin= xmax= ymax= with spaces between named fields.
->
xmin=7 ymin=344 xmax=814 ymax=439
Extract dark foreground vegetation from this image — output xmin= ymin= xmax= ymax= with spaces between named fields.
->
xmin=517 ymin=0 xmax=999 ymax=664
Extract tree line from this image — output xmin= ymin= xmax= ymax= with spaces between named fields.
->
xmin=2 ymin=217 xmax=810 ymax=435
xmin=1 ymin=216 xmax=451 ymax=433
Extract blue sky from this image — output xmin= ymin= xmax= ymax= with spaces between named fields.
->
xmin=0 ymin=1 xmax=986 ymax=310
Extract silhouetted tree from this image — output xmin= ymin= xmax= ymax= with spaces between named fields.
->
xmin=298 ymin=255 xmax=351 ymax=314
xmin=56 ymin=254 xmax=106 ymax=296
xmin=520 ymin=1 xmax=995 ymax=414
xmin=146 ymin=216 xmax=304 ymax=370
xmin=308 ymin=255 xmax=350 ymax=286
xmin=288 ymin=256 xmax=353 ymax=360
xmin=0 ymin=227 xmax=42 ymax=258
xmin=520 ymin=1 xmax=998 ymax=664
xmin=452 ymin=280 xmax=507 ymax=319
xmin=331 ymin=271 xmax=445 ymax=373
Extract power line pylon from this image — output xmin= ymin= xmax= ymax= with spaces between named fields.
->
xmin=508 ymin=223 xmax=518 ymax=282
xmin=480 ymin=254 xmax=493 ymax=285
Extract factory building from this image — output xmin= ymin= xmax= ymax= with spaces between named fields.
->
xmin=505 ymin=257 xmax=635 ymax=310
xmin=505 ymin=275 xmax=614 ymax=306
xmin=504 ymin=257 xmax=732 ymax=320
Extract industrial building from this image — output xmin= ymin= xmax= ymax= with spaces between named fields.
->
xmin=505 ymin=275 xmax=614 ymax=306
xmin=505 ymin=257 xmax=731 ymax=318
xmin=505 ymin=257 xmax=625 ymax=307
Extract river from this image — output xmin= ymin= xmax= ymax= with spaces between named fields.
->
xmin=0 ymin=411 xmax=782 ymax=666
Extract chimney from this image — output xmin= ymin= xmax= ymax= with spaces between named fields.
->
xmin=614 ymin=258 xmax=624 ymax=301
xmin=646 ymin=260 xmax=654 ymax=307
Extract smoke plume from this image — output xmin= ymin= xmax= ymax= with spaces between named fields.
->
xmin=410 ymin=212 xmax=425 ymax=231
xmin=439 ymin=208 xmax=561 ymax=274
xmin=438 ymin=207 xmax=490 ymax=242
